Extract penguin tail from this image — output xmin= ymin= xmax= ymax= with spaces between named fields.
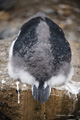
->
xmin=32 ymin=84 xmax=51 ymax=103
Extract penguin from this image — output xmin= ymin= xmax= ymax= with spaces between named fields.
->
xmin=8 ymin=13 xmax=73 ymax=103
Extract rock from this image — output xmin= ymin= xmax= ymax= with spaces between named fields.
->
xmin=0 ymin=27 xmax=19 ymax=39
xmin=64 ymin=9 xmax=72 ymax=16
xmin=0 ymin=0 xmax=16 ymax=10
xmin=65 ymin=18 xmax=73 ymax=25
xmin=0 ymin=37 xmax=80 ymax=119
xmin=0 ymin=11 xmax=10 ymax=21
xmin=66 ymin=32 xmax=78 ymax=41
xmin=58 ymin=9 xmax=64 ymax=15
xmin=77 ymin=26 xmax=80 ymax=32
xmin=76 ymin=110 xmax=80 ymax=120
xmin=41 ymin=8 xmax=57 ymax=15
xmin=58 ymin=9 xmax=71 ymax=16
xmin=58 ymin=4 xmax=72 ymax=9
xmin=51 ymin=0 xmax=58 ymax=3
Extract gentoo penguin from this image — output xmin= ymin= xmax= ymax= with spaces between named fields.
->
xmin=8 ymin=13 xmax=73 ymax=103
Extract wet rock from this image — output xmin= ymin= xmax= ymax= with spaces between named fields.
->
xmin=0 ymin=27 xmax=18 ymax=39
xmin=0 ymin=0 xmax=16 ymax=10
